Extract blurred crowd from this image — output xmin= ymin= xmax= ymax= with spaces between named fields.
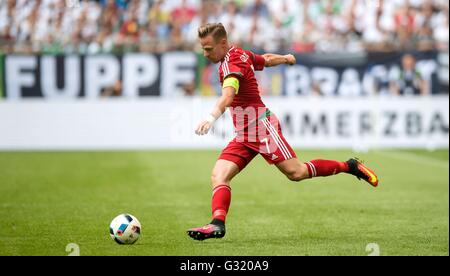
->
xmin=0 ymin=0 xmax=448 ymax=54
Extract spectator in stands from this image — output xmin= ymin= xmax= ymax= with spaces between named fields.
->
xmin=168 ymin=17 xmax=185 ymax=51
xmin=99 ymin=0 xmax=120 ymax=33
xmin=433 ymin=3 xmax=449 ymax=50
xmin=390 ymin=53 xmax=428 ymax=96
xmin=394 ymin=2 xmax=417 ymax=50
xmin=0 ymin=0 xmax=448 ymax=55
xmin=218 ymin=0 xmax=244 ymax=45
xmin=245 ymin=12 xmax=266 ymax=52
xmin=292 ymin=17 xmax=318 ymax=53
xmin=243 ymin=0 xmax=270 ymax=19
xmin=362 ymin=0 xmax=395 ymax=52
xmin=414 ymin=23 xmax=436 ymax=51
xmin=118 ymin=8 xmax=141 ymax=51
xmin=139 ymin=19 xmax=159 ymax=52
xmin=342 ymin=0 xmax=364 ymax=52
xmin=0 ymin=0 xmax=16 ymax=53
xmin=171 ymin=0 xmax=197 ymax=28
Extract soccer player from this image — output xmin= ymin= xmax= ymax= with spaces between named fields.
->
xmin=187 ymin=23 xmax=378 ymax=241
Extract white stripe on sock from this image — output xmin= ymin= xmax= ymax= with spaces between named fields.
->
xmin=306 ymin=162 xmax=317 ymax=177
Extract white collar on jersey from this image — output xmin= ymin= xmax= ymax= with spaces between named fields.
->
xmin=221 ymin=46 xmax=235 ymax=63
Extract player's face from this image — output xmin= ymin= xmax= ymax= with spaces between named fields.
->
xmin=200 ymin=35 xmax=226 ymax=64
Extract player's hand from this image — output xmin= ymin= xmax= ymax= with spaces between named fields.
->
xmin=285 ymin=54 xmax=296 ymax=65
xmin=195 ymin=121 xmax=213 ymax=135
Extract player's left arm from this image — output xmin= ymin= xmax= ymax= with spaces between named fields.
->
xmin=262 ymin=53 xmax=296 ymax=67
xmin=195 ymin=78 xmax=238 ymax=135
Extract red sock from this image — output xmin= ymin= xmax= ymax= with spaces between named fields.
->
xmin=305 ymin=159 xmax=349 ymax=178
xmin=211 ymin=185 xmax=231 ymax=222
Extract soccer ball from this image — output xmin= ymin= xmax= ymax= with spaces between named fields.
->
xmin=109 ymin=214 xmax=141 ymax=245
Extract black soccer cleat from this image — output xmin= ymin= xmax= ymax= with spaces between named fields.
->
xmin=187 ymin=223 xmax=226 ymax=241
xmin=347 ymin=158 xmax=379 ymax=187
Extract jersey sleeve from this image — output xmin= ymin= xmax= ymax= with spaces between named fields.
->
xmin=222 ymin=58 xmax=245 ymax=80
xmin=245 ymin=50 xmax=265 ymax=71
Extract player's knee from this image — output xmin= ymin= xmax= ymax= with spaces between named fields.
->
xmin=286 ymin=165 xmax=309 ymax=182
xmin=287 ymin=172 xmax=303 ymax=182
xmin=211 ymin=173 xmax=229 ymax=187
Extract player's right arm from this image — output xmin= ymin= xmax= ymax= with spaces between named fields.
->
xmin=262 ymin=53 xmax=296 ymax=67
xmin=195 ymin=82 xmax=237 ymax=136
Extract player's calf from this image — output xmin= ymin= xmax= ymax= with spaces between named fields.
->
xmin=277 ymin=158 xmax=351 ymax=182
xmin=304 ymin=159 xmax=349 ymax=178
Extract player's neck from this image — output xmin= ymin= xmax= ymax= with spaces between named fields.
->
xmin=221 ymin=44 xmax=233 ymax=62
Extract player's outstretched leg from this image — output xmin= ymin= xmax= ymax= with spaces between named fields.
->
xmin=187 ymin=160 xmax=239 ymax=241
xmin=276 ymin=158 xmax=378 ymax=187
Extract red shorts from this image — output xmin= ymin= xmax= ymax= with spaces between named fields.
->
xmin=218 ymin=115 xmax=297 ymax=171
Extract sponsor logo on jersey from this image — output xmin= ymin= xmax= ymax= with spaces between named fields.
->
xmin=240 ymin=53 xmax=249 ymax=62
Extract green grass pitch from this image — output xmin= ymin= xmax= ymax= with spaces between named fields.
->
xmin=0 ymin=149 xmax=448 ymax=256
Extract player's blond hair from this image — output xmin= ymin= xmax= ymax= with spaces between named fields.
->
xmin=198 ymin=23 xmax=228 ymax=41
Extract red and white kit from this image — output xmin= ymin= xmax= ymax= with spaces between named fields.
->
xmin=218 ymin=46 xmax=296 ymax=171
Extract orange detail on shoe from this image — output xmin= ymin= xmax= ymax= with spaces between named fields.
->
xmin=358 ymin=164 xmax=378 ymax=187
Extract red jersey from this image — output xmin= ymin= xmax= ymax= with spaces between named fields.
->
xmin=218 ymin=46 xmax=268 ymax=135
xmin=217 ymin=46 xmax=298 ymax=169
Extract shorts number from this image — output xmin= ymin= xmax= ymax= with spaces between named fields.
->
xmin=261 ymin=138 xmax=270 ymax=153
